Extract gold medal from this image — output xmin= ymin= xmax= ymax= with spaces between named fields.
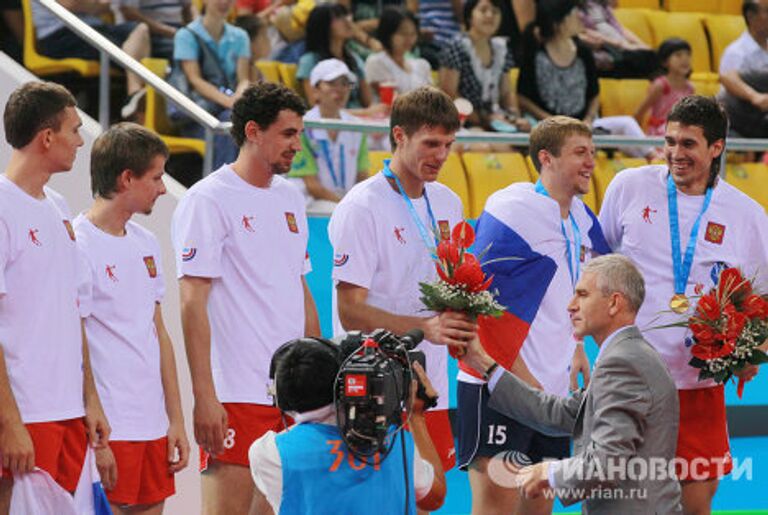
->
xmin=670 ymin=294 xmax=690 ymax=314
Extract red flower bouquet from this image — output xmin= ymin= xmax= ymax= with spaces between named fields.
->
xmin=419 ymin=221 xmax=504 ymax=319
xmin=685 ymin=268 xmax=768 ymax=397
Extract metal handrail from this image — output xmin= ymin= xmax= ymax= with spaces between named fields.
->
xmin=36 ymin=0 xmax=226 ymax=173
xmin=32 ymin=0 xmax=768 ymax=176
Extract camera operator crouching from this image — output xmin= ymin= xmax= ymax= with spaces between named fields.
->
xmin=248 ymin=334 xmax=447 ymax=514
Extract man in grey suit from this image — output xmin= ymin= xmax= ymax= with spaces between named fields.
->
xmin=462 ymin=254 xmax=682 ymax=513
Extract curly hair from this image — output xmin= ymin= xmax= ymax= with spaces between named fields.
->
xmin=230 ymin=82 xmax=307 ymax=147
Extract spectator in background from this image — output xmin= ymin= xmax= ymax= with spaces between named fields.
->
xmin=518 ymin=0 xmax=654 ymax=159
xmin=635 ymin=38 xmax=694 ymax=136
xmin=719 ymin=0 xmax=768 ymax=138
xmin=578 ymin=0 xmax=657 ymax=79
xmin=365 ymin=7 xmax=432 ymax=100
xmin=289 ymin=59 xmax=369 ymax=214
xmin=32 ymin=0 xmax=151 ymax=119
xmin=408 ymin=0 xmax=462 ymax=69
xmin=236 ymin=15 xmax=272 ymax=82
xmin=173 ymin=0 xmax=251 ymax=169
xmin=439 ymin=0 xmax=529 ymax=133
xmin=496 ymin=0 xmax=535 ymax=63
xmin=297 ymin=4 xmax=375 ymax=110
xmin=0 ymin=0 xmax=23 ymax=62
xmin=119 ymin=0 xmax=193 ymax=60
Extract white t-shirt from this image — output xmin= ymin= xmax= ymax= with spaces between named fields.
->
xmin=328 ymin=172 xmax=463 ymax=410
xmin=248 ymin=404 xmax=434 ymax=514
xmin=599 ymin=165 xmax=768 ymax=389
xmin=172 ymin=165 xmax=311 ymax=405
xmin=719 ymin=31 xmax=768 ymax=75
xmin=74 ymin=216 xmax=168 ymax=441
xmin=464 ymin=183 xmax=607 ymax=396
xmin=0 ymin=176 xmax=83 ymax=423
xmin=364 ymin=52 xmax=433 ymax=95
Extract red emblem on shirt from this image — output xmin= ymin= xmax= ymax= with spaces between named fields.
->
xmin=242 ymin=215 xmax=256 ymax=233
xmin=705 ymin=222 xmax=725 ymax=245
xmin=285 ymin=212 xmax=299 ymax=233
xmin=694 ymin=282 xmax=704 ymax=295
xmin=438 ymin=220 xmax=450 ymax=241
xmin=105 ymin=265 xmax=118 ymax=282
xmin=394 ymin=227 xmax=406 ymax=244
xmin=143 ymin=256 xmax=157 ymax=278
xmin=28 ymin=228 xmax=41 ymax=246
xmin=63 ymin=220 xmax=76 ymax=241
xmin=641 ymin=206 xmax=657 ymax=224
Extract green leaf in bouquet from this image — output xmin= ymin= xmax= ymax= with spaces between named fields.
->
xmin=751 ymin=349 xmax=768 ymax=365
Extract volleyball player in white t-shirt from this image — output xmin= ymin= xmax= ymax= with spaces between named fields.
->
xmin=329 ymin=87 xmax=477 ymax=475
xmin=172 ymin=82 xmax=320 ymax=515
xmin=599 ymin=96 xmax=768 ymax=515
xmin=75 ymin=124 xmax=189 ymax=513
xmin=0 ymin=82 xmax=110 ymax=510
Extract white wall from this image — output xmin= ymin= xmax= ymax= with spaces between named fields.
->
xmin=0 ymin=52 xmax=200 ymax=514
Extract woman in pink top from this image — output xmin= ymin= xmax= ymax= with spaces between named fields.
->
xmin=635 ymin=37 xmax=695 ymax=136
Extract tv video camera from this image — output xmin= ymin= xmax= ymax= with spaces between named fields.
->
xmin=335 ymin=329 xmax=437 ymax=461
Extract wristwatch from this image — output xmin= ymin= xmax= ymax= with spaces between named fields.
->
xmin=483 ymin=362 xmax=499 ymax=381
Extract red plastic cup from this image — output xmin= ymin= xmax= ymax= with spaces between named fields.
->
xmin=379 ymin=82 xmax=396 ymax=106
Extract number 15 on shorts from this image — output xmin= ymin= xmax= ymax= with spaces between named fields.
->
xmin=487 ymin=424 xmax=507 ymax=445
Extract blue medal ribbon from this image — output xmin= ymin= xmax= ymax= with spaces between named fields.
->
xmin=382 ymin=159 xmax=439 ymax=259
xmin=318 ymin=139 xmax=346 ymax=192
xmin=666 ymin=173 xmax=713 ymax=295
xmin=534 ymin=180 xmax=582 ymax=288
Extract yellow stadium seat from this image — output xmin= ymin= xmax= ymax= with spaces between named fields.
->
xmin=366 ymin=151 xmax=470 ymax=217
xmin=525 ymin=155 xmax=539 ymax=180
xmin=278 ymin=63 xmax=303 ymax=97
xmin=718 ymin=0 xmax=740 ymax=15
xmin=508 ymin=68 xmax=519 ymax=92
xmin=664 ymin=0 xmax=719 ymax=13
xmin=703 ymin=14 xmax=746 ymax=71
xmin=599 ymin=78 xmax=651 ymax=120
xmin=645 ymin=11 xmax=712 ymax=73
xmin=690 ymin=73 xmax=721 ymax=95
xmin=462 ymin=152 xmax=532 ymax=218
xmin=618 ymin=0 xmax=661 ymax=8
xmin=21 ymin=0 xmax=102 ymax=77
xmin=142 ymin=58 xmax=206 ymax=157
xmin=725 ymin=163 xmax=768 ymax=212
xmin=256 ymin=60 xmax=282 ymax=83
xmin=367 ymin=150 xmax=391 ymax=176
xmin=614 ymin=8 xmax=655 ymax=47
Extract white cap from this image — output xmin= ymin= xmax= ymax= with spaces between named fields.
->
xmin=309 ymin=58 xmax=357 ymax=87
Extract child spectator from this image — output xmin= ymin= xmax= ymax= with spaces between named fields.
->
xmin=365 ymin=7 xmax=432 ymax=99
xmin=172 ymin=0 xmax=251 ymax=170
xmin=289 ymin=59 xmax=369 ymax=214
xmin=635 ymin=37 xmax=694 ymax=136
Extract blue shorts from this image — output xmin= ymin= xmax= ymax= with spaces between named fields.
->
xmin=456 ymin=380 xmax=570 ymax=470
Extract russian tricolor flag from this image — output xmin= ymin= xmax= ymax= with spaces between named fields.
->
xmin=461 ymin=183 xmax=610 ymax=378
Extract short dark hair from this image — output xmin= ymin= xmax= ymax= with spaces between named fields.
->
xmin=743 ymin=0 xmax=761 ymax=25
xmin=4 ymin=81 xmax=77 ymax=149
xmin=235 ymin=14 xmax=267 ymax=41
xmin=274 ymin=339 xmax=340 ymax=413
xmin=463 ymin=0 xmax=504 ymax=30
xmin=90 ymin=123 xmax=168 ymax=198
xmin=390 ymin=86 xmax=460 ymax=149
xmin=230 ymin=82 xmax=307 ymax=147
xmin=376 ymin=7 xmax=419 ymax=53
xmin=666 ymin=95 xmax=728 ymax=183
xmin=529 ymin=115 xmax=592 ymax=172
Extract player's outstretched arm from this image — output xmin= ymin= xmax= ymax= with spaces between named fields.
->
xmin=410 ymin=363 xmax=446 ymax=512
xmin=154 ymin=304 xmax=190 ymax=473
xmin=0 ymin=346 xmax=34 ymax=474
xmin=337 ymin=282 xmax=475 ymax=347
xmin=179 ymin=276 xmax=228 ymax=457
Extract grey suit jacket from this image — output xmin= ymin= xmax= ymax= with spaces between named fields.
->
xmin=488 ymin=326 xmax=682 ymax=514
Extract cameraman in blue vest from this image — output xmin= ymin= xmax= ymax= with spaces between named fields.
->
xmin=248 ymin=338 xmax=446 ymax=514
